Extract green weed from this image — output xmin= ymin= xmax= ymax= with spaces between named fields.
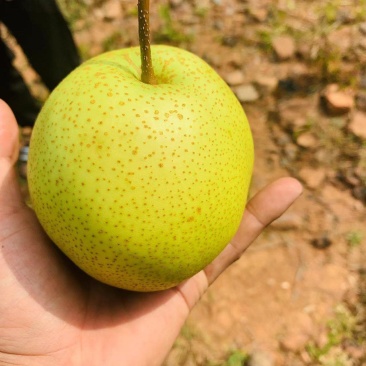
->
xmin=194 ymin=7 xmax=209 ymax=19
xmin=56 ymin=0 xmax=88 ymax=28
xmin=102 ymin=31 xmax=124 ymax=52
xmin=306 ymin=304 xmax=358 ymax=365
xmin=77 ymin=44 xmax=93 ymax=62
xmin=180 ymin=324 xmax=198 ymax=341
xmin=207 ymin=349 xmax=249 ymax=366
xmin=224 ymin=350 xmax=249 ymax=366
xmin=154 ymin=4 xmax=191 ymax=45
xmin=345 ymin=231 xmax=364 ymax=248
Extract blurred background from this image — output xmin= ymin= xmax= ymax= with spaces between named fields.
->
xmin=2 ymin=0 xmax=366 ymax=365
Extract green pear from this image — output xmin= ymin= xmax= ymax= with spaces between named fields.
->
xmin=28 ymin=45 xmax=254 ymax=291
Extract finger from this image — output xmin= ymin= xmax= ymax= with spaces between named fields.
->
xmin=0 ymin=99 xmax=19 ymax=164
xmin=0 ymin=100 xmax=24 ymax=215
xmin=204 ymin=177 xmax=303 ymax=284
xmin=176 ymin=177 xmax=303 ymax=310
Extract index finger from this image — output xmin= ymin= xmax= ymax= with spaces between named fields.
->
xmin=204 ymin=177 xmax=303 ymax=284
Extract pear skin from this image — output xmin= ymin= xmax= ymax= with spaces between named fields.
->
xmin=28 ymin=45 xmax=254 ymax=291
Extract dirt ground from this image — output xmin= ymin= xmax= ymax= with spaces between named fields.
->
xmin=3 ymin=0 xmax=366 ymax=365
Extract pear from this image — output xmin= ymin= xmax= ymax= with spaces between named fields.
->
xmin=28 ymin=44 xmax=253 ymax=291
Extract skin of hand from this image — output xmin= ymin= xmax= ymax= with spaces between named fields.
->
xmin=0 ymin=99 xmax=303 ymax=366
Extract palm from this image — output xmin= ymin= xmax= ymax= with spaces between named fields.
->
xmin=0 ymin=182 xmax=194 ymax=366
xmin=0 ymin=100 xmax=302 ymax=366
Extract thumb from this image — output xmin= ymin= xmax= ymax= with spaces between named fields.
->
xmin=0 ymin=99 xmax=19 ymax=163
xmin=0 ymin=99 xmax=24 ymax=214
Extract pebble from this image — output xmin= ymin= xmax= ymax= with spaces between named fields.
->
xmin=296 ymin=132 xmax=318 ymax=149
xmin=249 ymin=7 xmax=268 ymax=22
xmin=102 ymin=0 xmax=122 ymax=20
xmin=169 ymin=0 xmax=184 ymax=8
xmin=224 ymin=70 xmax=245 ymax=86
xmin=322 ymin=84 xmax=354 ymax=115
xmin=249 ymin=351 xmax=273 ymax=366
xmin=254 ymin=75 xmax=278 ymax=95
xmin=234 ymin=84 xmax=260 ymax=102
xmin=298 ymin=167 xmax=326 ymax=189
xmin=272 ymin=35 xmax=296 ymax=60
xmin=348 ymin=111 xmax=366 ymax=139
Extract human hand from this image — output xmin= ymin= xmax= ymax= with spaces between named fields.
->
xmin=0 ymin=99 xmax=302 ymax=366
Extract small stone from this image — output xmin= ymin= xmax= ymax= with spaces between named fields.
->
xmin=102 ymin=0 xmax=122 ymax=20
xmin=322 ymin=84 xmax=354 ymax=115
xmin=298 ymin=167 xmax=326 ymax=188
xmin=348 ymin=111 xmax=366 ymax=139
xmin=169 ymin=0 xmax=183 ymax=8
xmin=296 ymin=132 xmax=318 ymax=149
xmin=254 ymin=75 xmax=278 ymax=95
xmin=249 ymin=351 xmax=273 ymax=366
xmin=234 ymin=84 xmax=260 ymax=102
xmin=272 ymin=35 xmax=296 ymax=60
xmin=224 ymin=70 xmax=245 ymax=86
xmin=280 ymin=333 xmax=310 ymax=352
xmin=249 ymin=7 xmax=268 ymax=22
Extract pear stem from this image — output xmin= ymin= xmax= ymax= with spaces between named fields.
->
xmin=138 ymin=0 xmax=156 ymax=84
